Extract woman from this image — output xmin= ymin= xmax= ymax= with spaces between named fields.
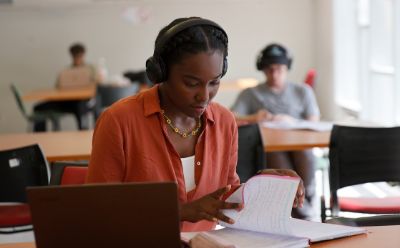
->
xmin=87 ymin=17 xmax=304 ymax=231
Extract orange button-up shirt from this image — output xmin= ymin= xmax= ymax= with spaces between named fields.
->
xmin=86 ymin=85 xmax=240 ymax=231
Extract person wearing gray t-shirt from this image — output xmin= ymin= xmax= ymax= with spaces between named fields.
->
xmin=231 ymin=43 xmax=319 ymax=220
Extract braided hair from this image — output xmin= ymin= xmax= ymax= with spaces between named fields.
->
xmin=155 ymin=17 xmax=228 ymax=71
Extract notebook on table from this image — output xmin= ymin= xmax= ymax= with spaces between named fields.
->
xmin=27 ymin=182 xmax=181 ymax=248
xmin=182 ymin=175 xmax=366 ymax=248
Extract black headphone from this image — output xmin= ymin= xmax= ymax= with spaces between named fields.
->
xmin=146 ymin=18 xmax=228 ymax=84
xmin=256 ymin=43 xmax=293 ymax=71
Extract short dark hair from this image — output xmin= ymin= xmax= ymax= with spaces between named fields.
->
xmin=155 ymin=17 xmax=228 ymax=69
xmin=69 ymin=43 xmax=85 ymax=56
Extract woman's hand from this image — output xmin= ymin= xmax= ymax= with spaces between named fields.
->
xmin=180 ymin=185 xmax=242 ymax=224
xmin=258 ymin=169 xmax=305 ymax=208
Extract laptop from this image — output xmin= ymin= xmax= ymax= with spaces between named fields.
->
xmin=57 ymin=66 xmax=94 ymax=89
xmin=27 ymin=182 xmax=182 ymax=248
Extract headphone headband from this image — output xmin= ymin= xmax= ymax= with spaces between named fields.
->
xmin=154 ymin=18 xmax=227 ymax=56
xmin=146 ymin=17 xmax=228 ymax=84
xmin=256 ymin=43 xmax=293 ymax=70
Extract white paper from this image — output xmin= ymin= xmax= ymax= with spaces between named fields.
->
xmin=262 ymin=120 xmax=333 ymax=132
xmin=203 ymin=228 xmax=309 ymax=248
xmin=287 ymin=218 xmax=367 ymax=242
xmin=184 ymin=175 xmax=366 ymax=247
xmin=222 ymin=175 xmax=299 ymax=235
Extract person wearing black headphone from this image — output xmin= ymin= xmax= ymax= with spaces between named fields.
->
xmin=87 ymin=19 xmax=304 ymax=232
xmin=231 ymin=43 xmax=320 ymax=220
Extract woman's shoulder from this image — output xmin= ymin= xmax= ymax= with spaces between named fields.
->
xmin=103 ymin=88 xmax=154 ymax=121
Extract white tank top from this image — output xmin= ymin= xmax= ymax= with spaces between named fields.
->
xmin=180 ymin=156 xmax=196 ymax=192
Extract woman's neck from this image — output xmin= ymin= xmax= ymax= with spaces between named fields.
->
xmin=158 ymin=84 xmax=197 ymax=126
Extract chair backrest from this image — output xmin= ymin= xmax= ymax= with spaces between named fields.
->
xmin=50 ymin=161 xmax=88 ymax=185
xmin=96 ymin=84 xmax=139 ymax=109
xmin=61 ymin=167 xmax=88 ymax=185
xmin=237 ymin=124 xmax=266 ymax=182
xmin=123 ymin=70 xmax=152 ymax=87
xmin=0 ymin=144 xmax=49 ymax=203
xmin=10 ymin=84 xmax=28 ymax=119
xmin=328 ymin=125 xmax=400 ymax=212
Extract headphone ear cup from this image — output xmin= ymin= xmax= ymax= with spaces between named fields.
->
xmin=146 ymin=56 xmax=165 ymax=84
xmin=222 ymin=57 xmax=228 ymax=77
xmin=256 ymin=52 xmax=263 ymax=71
xmin=287 ymin=57 xmax=292 ymax=70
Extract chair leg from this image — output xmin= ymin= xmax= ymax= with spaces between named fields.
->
xmin=50 ymin=117 xmax=61 ymax=131
xmin=320 ymin=195 xmax=327 ymax=222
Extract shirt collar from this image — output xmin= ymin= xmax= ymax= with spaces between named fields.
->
xmin=143 ymin=84 xmax=215 ymax=124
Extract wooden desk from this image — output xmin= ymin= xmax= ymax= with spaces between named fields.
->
xmin=22 ymin=86 xmax=95 ymax=102
xmin=261 ymin=127 xmax=331 ymax=152
xmin=0 ymin=226 xmax=399 ymax=248
xmin=0 ymin=128 xmax=329 ymax=162
xmin=311 ymin=225 xmax=400 ymax=247
xmin=0 ymin=131 xmax=92 ymax=162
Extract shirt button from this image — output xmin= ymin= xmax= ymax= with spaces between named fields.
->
xmin=196 ymin=161 xmax=201 ymax=166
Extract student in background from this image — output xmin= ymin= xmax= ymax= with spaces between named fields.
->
xmin=86 ymin=17 xmax=305 ymax=232
xmin=33 ymin=43 xmax=100 ymax=131
xmin=231 ymin=43 xmax=320 ymax=220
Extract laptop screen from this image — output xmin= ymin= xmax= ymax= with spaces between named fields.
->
xmin=27 ymin=182 xmax=181 ymax=248
xmin=57 ymin=66 xmax=94 ymax=89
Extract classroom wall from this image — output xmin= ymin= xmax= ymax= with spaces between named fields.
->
xmin=0 ymin=0 xmax=319 ymax=133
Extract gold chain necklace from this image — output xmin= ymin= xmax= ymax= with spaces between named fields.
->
xmin=161 ymin=110 xmax=202 ymax=138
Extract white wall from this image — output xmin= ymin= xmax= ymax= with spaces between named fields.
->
xmin=314 ymin=0 xmax=338 ymax=121
xmin=0 ymin=0 xmax=316 ymax=133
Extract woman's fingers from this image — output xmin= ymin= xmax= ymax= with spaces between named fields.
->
xmin=296 ymin=180 xmax=305 ymax=208
xmin=199 ymin=212 xmax=218 ymax=223
xmin=215 ymin=211 xmax=235 ymax=224
xmin=210 ymin=185 xmax=231 ymax=199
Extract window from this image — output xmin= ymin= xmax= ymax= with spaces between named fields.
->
xmin=334 ymin=0 xmax=400 ymax=125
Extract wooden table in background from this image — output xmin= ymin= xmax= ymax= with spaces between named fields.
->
xmin=22 ymin=86 xmax=95 ymax=102
xmin=0 ymin=226 xmax=399 ymax=248
xmin=311 ymin=225 xmax=400 ymax=247
xmin=0 ymin=131 xmax=92 ymax=162
xmin=260 ymin=127 xmax=331 ymax=152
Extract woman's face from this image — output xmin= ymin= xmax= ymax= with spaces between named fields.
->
xmin=163 ymin=50 xmax=224 ymax=118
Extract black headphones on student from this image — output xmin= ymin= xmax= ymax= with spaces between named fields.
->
xmin=146 ymin=17 xmax=228 ymax=84
xmin=256 ymin=43 xmax=293 ymax=71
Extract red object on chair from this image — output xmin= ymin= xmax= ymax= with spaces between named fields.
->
xmin=304 ymin=68 xmax=316 ymax=88
xmin=339 ymin=197 xmax=400 ymax=213
xmin=60 ymin=166 xmax=88 ymax=185
xmin=0 ymin=204 xmax=31 ymax=228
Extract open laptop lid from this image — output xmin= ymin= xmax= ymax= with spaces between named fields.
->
xmin=27 ymin=182 xmax=181 ymax=248
xmin=57 ymin=66 xmax=94 ymax=89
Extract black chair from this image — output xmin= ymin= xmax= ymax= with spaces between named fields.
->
xmin=123 ymin=70 xmax=152 ymax=87
xmin=327 ymin=214 xmax=400 ymax=227
xmin=0 ymin=144 xmax=50 ymax=233
xmin=11 ymin=84 xmax=63 ymax=131
xmin=237 ymin=124 xmax=266 ymax=182
xmin=94 ymin=84 xmax=140 ymax=120
xmin=321 ymin=125 xmax=400 ymax=223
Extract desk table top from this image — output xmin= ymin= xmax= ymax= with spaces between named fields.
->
xmin=0 ymin=131 xmax=92 ymax=162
